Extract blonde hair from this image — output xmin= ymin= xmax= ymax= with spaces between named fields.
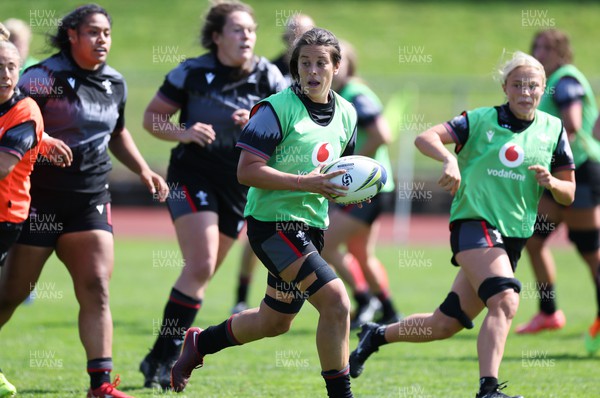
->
xmin=3 ymin=18 xmax=32 ymax=43
xmin=497 ymin=50 xmax=546 ymax=85
xmin=0 ymin=22 xmax=10 ymax=41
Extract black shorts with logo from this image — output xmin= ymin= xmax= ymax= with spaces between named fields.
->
xmin=166 ymin=163 xmax=248 ymax=239
xmin=449 ymin=219 xmax=527 ymax=272
xmin=17 ymin=187 xmax=112 ymax=247
xmin=246 ymin=216 xmax=324 ymax=277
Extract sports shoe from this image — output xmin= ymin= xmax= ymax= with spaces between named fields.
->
xmin=349 ymin=322 xmax=381 ymax=378
xmin=515 ymin=310 xmax=565 ymax=334
xmin=86 ymin=375 xmax=134 ymax=398
xmin=350 ymin=297 xmax=381 ymax=329
xmin=139 ymin=352 xmax=160 ymax=388
xmin=231 ymin=301 xmax=248 ymax=315
xmin=170 ymin=327 xmax=204 ymax=392
xmin=475 ymin=382 xmax=523 ymax=398
xmin=157 ymin=356 xmax=178 ymax=389
xmin=0 ymin=371 xmax=16 ymax=397
xmin=584 ymin=317 xmax=600 ymax=354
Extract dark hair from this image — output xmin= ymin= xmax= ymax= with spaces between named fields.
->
xmin=289 ymin=28 xmax=341 ymax=82
xmin=200 ymin=1 xmax=254 ymax=53
xmin=531 ymin=28 xmax=573 ymax=64
xmin=48 ymin=4 xmax=111 ymax=53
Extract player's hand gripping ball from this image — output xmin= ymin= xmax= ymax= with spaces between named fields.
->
xmin=321 ymin=155 xmax=387 ymax=205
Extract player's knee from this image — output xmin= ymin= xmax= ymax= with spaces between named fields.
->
xmin=487 ymin=289 xmax=520 ymax=320
xmin=438 ymin=291 xmax=474 ymax=334
xmin=0 ymin=284 xmax=30 ymax=310
xmin=434 ymin=314 xmax=463 ymax=340
xmin=478 ymin=276 xmax=521 ymax=305
xmin=183 ymin=260 xmax=214 ymax=284
xmin=77 ymin=275 xmax=110 ymax=306
xmin=318 ymin=277 xmax=350 ymax=314
xmin=261 ymin=314 xmax=293 ymax=337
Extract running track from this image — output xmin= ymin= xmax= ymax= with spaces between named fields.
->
xmin=111 ymin=207 xmax=569 ymax=246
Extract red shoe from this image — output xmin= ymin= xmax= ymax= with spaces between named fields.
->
xmin=515 ymin=310 xmax=566 ymax=334
xmin=86 ymin=375 xmax=134 ymax=398
xmin=170 ymin=327 xmax=204 ymax=392
xmin=584 ymin=317 xmax=600 ymax=354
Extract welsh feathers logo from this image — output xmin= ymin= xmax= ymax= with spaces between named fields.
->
xmin=312 ymin=142 xmax=334 ymax=166
xmin=499 ymin=143 xmax=524 ymax=168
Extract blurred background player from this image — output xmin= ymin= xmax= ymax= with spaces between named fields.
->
xmin=231 ymin=12 xmax=314 ymax=314
xmin=324 ymin=39 xmax=402 ymax=328
xmin=272 ymin=13 xmax=315 ymax=83
xmin=170 ymin=27 xmax=357 ymax=397
xmin=349 ymin=51 xmax=575 ymax=398
xmin=3 ymin=18 xmax=38 ymax=74
xmin=517 ymin=29 xmax=600 ymax=354
xmin=0 ymin=37 xmax=44 ymax=398
xmin=0 ymin=5 xmax=168 ymax=398
xmin=140 ymin=1 xmax=285 ymax=389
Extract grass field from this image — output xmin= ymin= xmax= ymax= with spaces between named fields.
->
xmin=0 ymin=237 xmax=598 ymax=397
xmin=1 ymin=2 xmax=599 ymax=394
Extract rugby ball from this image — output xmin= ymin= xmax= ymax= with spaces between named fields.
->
xmin=321 ymin=155 xmax=387 ymax=205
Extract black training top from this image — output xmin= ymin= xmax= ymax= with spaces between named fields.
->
xmin=19 ymin=52 xmax=126 ymax=198
xmin=158 ymin=53 xmax=286 ymax=178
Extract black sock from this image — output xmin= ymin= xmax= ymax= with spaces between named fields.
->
xmin=353 ymin=291 xmax=371 ymax=307
xmin=478 ymin=376 xmax=498 ymax=395
xmin=539 ymin=283 xmax=557 ymax=315
xmin=376 ymin=293 xmax=396 ymax=317
xmin=87 ymin=357 xmax=112 ymax=390
xmin=372 ymin=326 xmax=388 ymax=348
xmin=150 ymin=288 xmax=201 ymax=361
xmin=196 ymin=316 xmax=240 ymax=357
xmin=322 ymin=366 xmax=353 ymax=398
xmin=236 ymin=276 xmax=251 ymax=304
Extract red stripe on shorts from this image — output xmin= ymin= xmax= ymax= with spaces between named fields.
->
xmin=277 ymin=230 xmax=303 ymax=258
xmin=481 ymin=221 xmax=494 ymax=247
xmin=182 ymin=185 xmax=198 ymax=212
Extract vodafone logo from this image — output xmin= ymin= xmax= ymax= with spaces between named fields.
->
xmin=499 ymin=143 xmax=524 ymax=168
xmin=312 ymin=142 xmax=334 ymax=166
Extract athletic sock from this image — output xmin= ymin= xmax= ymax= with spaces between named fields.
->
xmin=322 ymin=365 xmax=353 ymax=398
xmin=236 ymin=275 xmax=251 ymax=304
xmin=376 ymin=291 xmax=396 ymax=317
xmin=150 ymin=288 xmax=201 ymax=361
xmin=196 ymin=316 xmax=241 ymax=356
xmin=478 ymin=376 xmax=499 ymax=395
xmin=538 ymin=283 xmax=557 ymax=315
xmin=353 ymin=291 xmax=371 ymax=308
xmin=87 ymin=357 xmax=112 ymax=390
xmin=372 ymin=325 xmax=388 ymax=348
